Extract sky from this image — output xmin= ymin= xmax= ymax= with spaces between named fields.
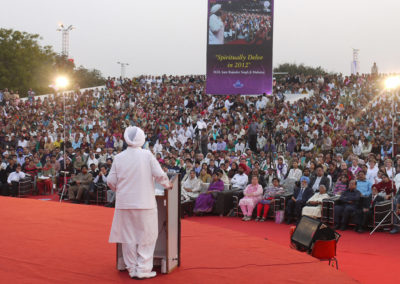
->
xmin=1 ymin=0 xmax=399 ymax=78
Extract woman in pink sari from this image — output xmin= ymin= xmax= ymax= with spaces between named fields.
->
xmin=239 ymin=176 xmax=263 ymax=221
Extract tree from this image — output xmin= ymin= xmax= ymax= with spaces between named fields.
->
xmin=0 ymin=29 xmax=55 ymax=95
xmin=74 ymin=66 xmax=105 ymax=89
xmin=274 ymin=63 xmax=328 ymax=77
xmin=0 ymin=28 xmax=105 ymax=96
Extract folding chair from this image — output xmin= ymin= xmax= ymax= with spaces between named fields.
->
xmin=94 ymin=183 xmax=108 ymax=205
xmin=17 ymin=177 xmax=33 ymax=197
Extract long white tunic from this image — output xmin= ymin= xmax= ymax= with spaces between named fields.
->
xmin=209 ymin=14 xmax=224 ymax=44
xmin=302 ymin=193 xmax=330 ymax=218
xmin=181 ymin=177 xmax=201 ymax=200
xmin=108 ymin=127 xmax=170 ymax=244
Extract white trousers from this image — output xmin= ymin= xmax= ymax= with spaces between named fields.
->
xmin=122 ymin=241 xmax=157 ymax=273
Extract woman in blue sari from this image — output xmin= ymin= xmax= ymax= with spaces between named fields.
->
xmin=193 ymin=171 xmax=224 ymax=213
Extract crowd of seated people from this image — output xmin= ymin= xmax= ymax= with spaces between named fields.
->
xmin=0 ymin=147 xmax=114 ymax=206
xmin=0 ymin=72 xmax=399 ymax=234
xmin=223 ymin=12 xmax=272 ymax=43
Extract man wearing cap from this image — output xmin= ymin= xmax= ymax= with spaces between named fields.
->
xmin=209 ymin=4 xmax=225 ymax=45
xmin=231 ymin=164 xmax=249 ymax=191
xmin=108 ymin=126 xmax=172 ymax=279
xmin=285 ymin=176 xmax=313 ymax=224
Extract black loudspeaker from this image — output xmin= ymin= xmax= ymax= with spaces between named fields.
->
xmin=291 ymin=216 xmax=339 ymax=252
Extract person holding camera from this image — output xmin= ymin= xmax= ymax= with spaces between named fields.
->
xmin=68 ymin=165 xmax=93 ymax=203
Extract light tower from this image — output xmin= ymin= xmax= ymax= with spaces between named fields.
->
xmin=117 ymin=62 xmax=129 ymax=78
xmin=351 ymin=48 xmax=360 ymax=75
xmin=57 ymin=23 xmax=75 ymax=57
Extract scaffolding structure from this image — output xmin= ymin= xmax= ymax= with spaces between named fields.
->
xmin=57 ymin=24 xmax=75 ymax=57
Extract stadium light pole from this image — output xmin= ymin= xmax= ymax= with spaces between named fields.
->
xmin=385 ymin=76 xmax=400 ymax=159
xmin=117 ymin=62 xmax=129 ymax=79
xmin=56 ymin=23 xmax=75 ymax=57
xmin=55 ymin=76 xmax=69 ymax=202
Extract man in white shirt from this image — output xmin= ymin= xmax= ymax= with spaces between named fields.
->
xmin=181 ymin=170 xmax=201 ymax=201
xmin=224 ymin=97 xmax=234 ymax=110
xmin=235 ymin=138 xmax=246 ymax=153
xmin=86 ymin=152 xmax=99 ymax=168
xmin=256 ymin=96 xmax=266 ymax=110
xmin=208 ymin=139 xmax=218 ymax=152
xmin=7 ymin=164 xmax=26 ymax=197
xmin=231 ymin=164 xmax=248 ymax=191
xmin=366 ymin=159 xmax=378 ymax=185
xmin=301 ymin=137 xmax=314 ymax=152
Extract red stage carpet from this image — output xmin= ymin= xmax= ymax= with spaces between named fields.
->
xmin=0 ymin=197 xmax=385 ymax=283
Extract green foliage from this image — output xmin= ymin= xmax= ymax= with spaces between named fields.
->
xmin=0 ymin=28 xmax=105 ymax=96
xmin=274 ymin=63 xmax=328 ymax=77
xmin=74 ymin=66 xmax=105 ymax=89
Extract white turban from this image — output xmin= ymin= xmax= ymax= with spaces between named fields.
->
xmin=210 ymin=4 xmax=221 ymax=14
xmin=124 ymin=126 xmax=146 ymax=148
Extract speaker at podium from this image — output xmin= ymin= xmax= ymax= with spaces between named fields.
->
xmin=116 ymin=173 xmax=181 ymax=274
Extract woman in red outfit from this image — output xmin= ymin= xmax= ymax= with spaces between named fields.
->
xmin=37 ymin=160 xmax=56 ymax=195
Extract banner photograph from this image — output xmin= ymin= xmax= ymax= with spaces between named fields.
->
xmin=206 ymin=0 xmax=274 ymax=95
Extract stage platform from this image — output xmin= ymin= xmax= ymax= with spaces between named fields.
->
xmin=0 ymin=197 xmax=357 ymax=283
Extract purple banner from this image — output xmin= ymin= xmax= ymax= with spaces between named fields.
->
xmin=206 ymin=0 xmax=274 ymax=95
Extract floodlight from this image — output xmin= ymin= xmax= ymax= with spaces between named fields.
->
xmin=55 ymin=76 xmax=69 ymax=89
xmin=385 ymin=76 xmax=400 ymax=90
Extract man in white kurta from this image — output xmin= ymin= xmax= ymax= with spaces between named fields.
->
xmin=209 ymin=4 xmax=225 ymax=45
xmin=302 ymin=185 xmax=330 ymax=219
xmin=108 ymin=126 xmax=171 ymax=279
xmin=181 ymin=170 xmax=201 ymax=201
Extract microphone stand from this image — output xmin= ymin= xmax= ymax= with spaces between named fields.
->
xmin=370 ymin=190 xmax=400 ymax=235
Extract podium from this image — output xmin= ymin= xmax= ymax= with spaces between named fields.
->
xmin=116 ymin=173 xmax=181 ymax=274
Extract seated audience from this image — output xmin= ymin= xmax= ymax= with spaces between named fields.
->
xmin=333 ymin=174 xmax=348 ymax=195
xmin=6 ymin=164 xmax=26 ymax=196
xmin=181 ymin=170 xmax=201 ymax=202
xmin=356 ymin=171 xmax=372 ymax=197
xmin=37 ymin=160 xmax=56 ymax=195
xmin=285 ymin=176 xmax=313 ymax=224
xmin=239 ymin=176 xmax=263 ymax=221
xmin=374 ymin=173 xmax=396 ymax=197
xmin=199 ymin=168 xmax=212 ymax=183
xmin=302 ymin=184 xmax=330 ymax=219
xmin=86 ymin=164 xmax=108 ymax=205
xmin=231 ymin=164 xmax=248 ymax=191
xmin=193 ymin=171 xmax=224 ymax=214
xmin=68 ymin=165 xmax=93 ymax=203
xmin=355 ymin=186 xmax=384 ymax=233
xmin=256 ymin=178 xmax=284 ymax=222
xmin=281 ymin=160 xmax=302 ymax=194
xmin=334 ymin=180 xmax=361 ymax=231
xmin=309 ymin=165 xmax=330 ymax=193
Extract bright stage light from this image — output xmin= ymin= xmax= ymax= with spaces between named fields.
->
xmin=55 ymin=76 xmax=69 ymax=89
xmin=385 ymin=76 xmax=400 ymax=90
